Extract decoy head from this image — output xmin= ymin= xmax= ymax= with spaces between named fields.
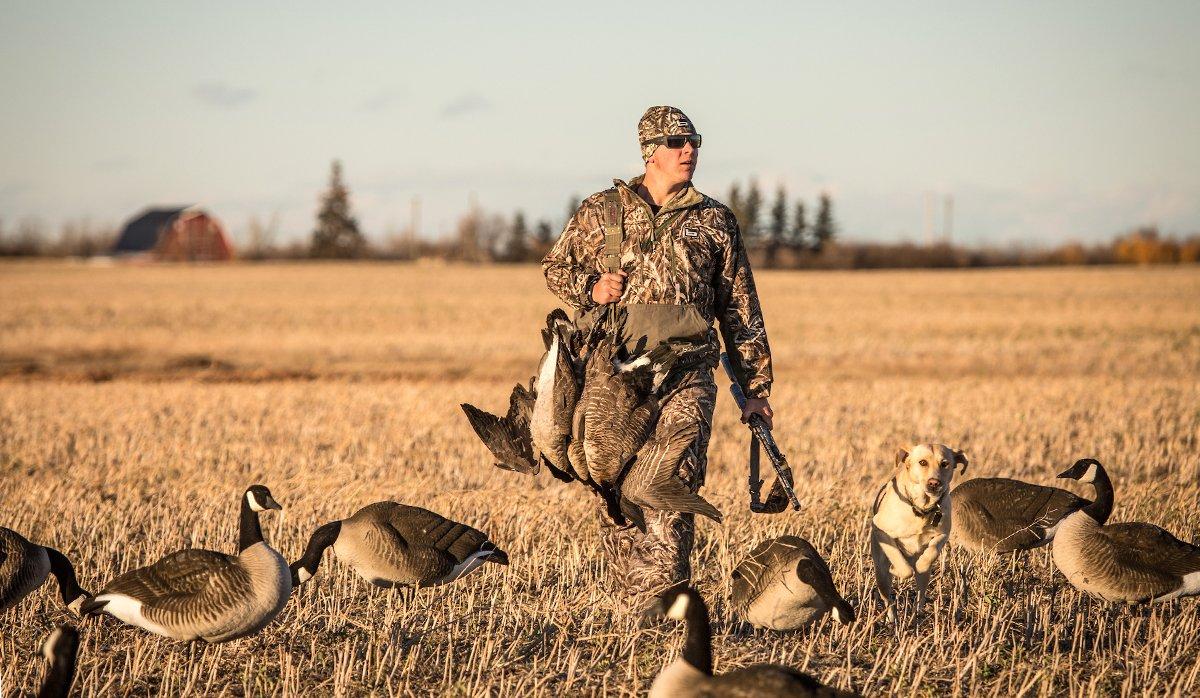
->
xmin=245 ymin=485 xmax=283 ymax=512
xmin=1057 ymin=458 xmax=1103 ymax=483
xmin=795 ymin=559 xmax=855 ymax=625
xmin=42 ymin=625 xmax=79 ymax=665
xmin=644 ymin=581 xmax=699 ymax=623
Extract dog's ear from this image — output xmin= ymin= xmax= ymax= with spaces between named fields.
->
xmin=953 ymin=449 xmax=969 ymax=474
xmin=895 ymin=448 xmax=909 ymax=469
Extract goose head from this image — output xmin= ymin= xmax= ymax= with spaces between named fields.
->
xmin=245 ymin=485 xmax=283 ymax=512
xmin=895 ymin=444 xmax=967 ymax=508
xmin=1057 ymin=458 xmax=1104 ymax=483
xmin=795 ymin=559 xmax=855 ymax=625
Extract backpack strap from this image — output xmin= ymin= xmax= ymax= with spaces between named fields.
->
xmin=601 ymin=189 xmax=623 ymax=274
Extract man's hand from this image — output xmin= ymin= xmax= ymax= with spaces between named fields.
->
xmin=591 ymin=270 xmax=627 ymax=305
xmin=741 ymin=397 xmax=774 ymax=429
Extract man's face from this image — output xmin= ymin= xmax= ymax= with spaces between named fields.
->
xmin=647 ymin=138 xmax=698 ymax=186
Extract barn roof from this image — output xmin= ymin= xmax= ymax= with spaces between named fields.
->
xmin=113 ymin=206 xmax=194 ymax=253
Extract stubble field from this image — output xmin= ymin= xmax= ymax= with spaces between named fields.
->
xmin=1 ymin=260 xmax=1198 ymax=697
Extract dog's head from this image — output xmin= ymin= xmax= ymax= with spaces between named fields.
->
xmin=894 ymin=444 xmax=968 ymax=507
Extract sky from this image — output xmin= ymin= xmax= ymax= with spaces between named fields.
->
xmin=1 ymin=1 xmax=1197 ymax=247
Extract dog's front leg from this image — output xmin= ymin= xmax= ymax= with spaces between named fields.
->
xmin=912 ymin=534 xmax=947 ymax=614
xmin=871 ymin=528 xmax=911 ymax=624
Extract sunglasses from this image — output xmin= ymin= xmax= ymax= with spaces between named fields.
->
xmin=644 ymin=133 xmax=702 ymax=149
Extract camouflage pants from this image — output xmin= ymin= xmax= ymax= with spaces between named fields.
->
xmin=599 ymin=367 xmax=717 ymax=604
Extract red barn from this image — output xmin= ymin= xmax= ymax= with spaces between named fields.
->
xmin=113 ymin=206 xmax=234 ymax=261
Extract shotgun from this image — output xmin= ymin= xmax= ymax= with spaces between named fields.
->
xmin=720 ymin=353 xmax=801 ymax=512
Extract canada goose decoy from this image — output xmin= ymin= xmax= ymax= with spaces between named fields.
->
xmin=1053 ymin=458 xmax=1200 ymax=603
xmin=80 ymin=485 xmax=290 ymax=642
xmin=951 ymin=477 xmax=1088 ymax=552
xmin=1 ymin=527 xmax=90 ymax=614
xmin=290 ymin=501 xmax=508 ymax=589
xmin=731 ymin=536 xmax=854 ymax=631
xmin=37 ymin=625 xmax=79 ymax=698
xmin=645 ymin=584 xmax=858 ymax=697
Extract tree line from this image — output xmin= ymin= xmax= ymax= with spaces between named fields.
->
xmin=3 ymin=161 xmax=1198 ymax=268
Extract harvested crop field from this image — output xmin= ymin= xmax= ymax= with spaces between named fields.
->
xmin=2 ymin=261 xmax=1199 ymax=696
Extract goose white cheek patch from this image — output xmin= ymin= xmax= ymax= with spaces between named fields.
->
xmin=1080 ymin=462 xmax=1098 ymax=483
xmin=297 ymin=568 xmax=312 ymax=583
xmin=831 ymin=607 xmax=842 ymax=624
xmin=666 ymin=594 xmax=690 ymax=620
xmin=247 ymin=491 xmax=266 ymax=512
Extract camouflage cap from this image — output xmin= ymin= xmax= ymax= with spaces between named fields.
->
xmin=638 ymin=106 xmax=698 ymax=161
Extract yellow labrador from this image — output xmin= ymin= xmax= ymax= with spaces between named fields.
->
xmin=870 ymin=443 xmax=968 ymax=622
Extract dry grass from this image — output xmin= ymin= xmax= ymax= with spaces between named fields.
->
xmin=1 ymin=260 xmax=1198 ymax=697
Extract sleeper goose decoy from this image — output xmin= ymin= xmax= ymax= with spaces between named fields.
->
xmin=79 ymin=485 xmax=290 ymax=642
xmin=289 ymin=501 xmax=508 ymax=589
xmin=1 ymin=527 xmax=90 ymax=613
xmin=951 ymin=476 xmax=1088 ymax=552
xmin=645 ymin=584 xmax=859 ymax=697
xmin=731 ymin=536 xmax=854 ymax=631
xmin=37 ymin=625 xmax=79 ymax=698
xmin=1053 ymin=458 xmax=1200 ymax=603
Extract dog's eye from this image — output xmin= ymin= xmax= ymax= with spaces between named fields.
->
xmin=919 ymin=459 xmax=928 ymax=467
xmin=940 ymin=460 xmax=949 ymax=468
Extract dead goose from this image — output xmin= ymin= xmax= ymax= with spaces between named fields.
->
xmin=289 ymin=501 xmax=508 ymax=589
xmin=951 ymin=476 xmax=1088 ymax=552
xmin=645 ymin=584 xmax=858 ymax=697
xmin=1 ymin=527 xmax=90 ymax=613
xmin=731 ymin=536 xmax=855 ymax=631
xmin=530 ymin=309 xmax=584 ymax=480
xmin=37 ymin=625 xmax=79 ymax=698
xmin=1053 ymin=458 xmax=1200 ymax=603
xmin=621 ymin=418 xmax=722 ymax=527
xmin=80 ymin=485 xmax=290 ymax=642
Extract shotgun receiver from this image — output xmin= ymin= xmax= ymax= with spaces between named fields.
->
xmin=720 ymin=353 xmax=801 ymax=513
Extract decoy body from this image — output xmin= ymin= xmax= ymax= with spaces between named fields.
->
xmin=81 ymin=485 xmax=291 ymax=642
xmin=1053 ymin=458 xmax=1200 ymax=603
xmin=0 ymin=527 xmax=89 ymax=613
xmin=732 ymin=536 xmax=854 ymax=631
xmin=646 ymin=584 xmax=858 ymax=697
xmin=951 ymin=477 xmax=1088 ymax=552
xmin=37 ymin=625 xmax=79 ymax=698
xmin=290 ymin=502 xmax=508 ymax=589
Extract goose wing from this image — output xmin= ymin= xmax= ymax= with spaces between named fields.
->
xmin=732 ymin=538 xmax=805 ymax=612
xmin=101 ymin=549 xmax=248 ymax=611
xmin=622 ymin=421 xmax=722 ymax=523
xmin=706 ymin=665 xmax=846 ymax=696
xmin=1103 ymin=523 xmax=1200 ymax=592
xmin=380 ymin=504 xmax=491 ymax=565
xmin=461 ymin=381 xmax=538 ymax=475
xmin=953 ymin=479 xmax=1086 ymax=551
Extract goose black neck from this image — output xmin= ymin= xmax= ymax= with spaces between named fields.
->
xmin=680 ymin=590 xmax=714 ymax=676
xmin=290 ymin=521 xmax=341 ymax=579
xmin=799 ymin=560 xmax=852 ymax=620
xmin=44 ymin=548 xmax=88 ymax=605
xmin=1081 ymin=465 xmax=1114 ymax=525
xmin=38 ymin=640 xmax=78 ymax=698
xmin=239 ymin=493 xmax=265 ymax=553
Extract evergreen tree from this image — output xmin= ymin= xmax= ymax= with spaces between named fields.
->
xmin=534 ymin=219 xmax=554 ymax=246
xmin=812 ymin=192 xmax=837 ymax=253
xmin=765 ymin=185 xmax=787 ymax=268
xmin=742 ymin=178 xmax=763 ymax=242
xmin=505 ymin=211 xmax=530 ymax=262
xmin=310 ymin=160 xmax=366 ymax=258
xmin=727 ymin=183 xmax=744 ymax=231
xmin=565 ymin=195 xmax=581 ymax=229
xmin=788 ymin=201 xmax=808 ymax=250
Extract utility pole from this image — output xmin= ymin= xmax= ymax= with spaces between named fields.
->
xmin=923 ymin=192 xmax=935 ymax=247
xmin=943 ymin=194 xmax=954 ymax=244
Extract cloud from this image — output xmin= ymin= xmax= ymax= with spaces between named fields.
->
xmin=193 ymin=81 xmax=258 ymax=108
xmin=360 ymin=88 xmax=406 ymax=113
xmin=439 ymin=92 xmax=490 ymax=119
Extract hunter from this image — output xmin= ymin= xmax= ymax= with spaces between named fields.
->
xmin=542 ymin=105 xmax=773 ymax=602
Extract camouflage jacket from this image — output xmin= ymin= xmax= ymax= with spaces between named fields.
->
xmin=543 ymin=175 xmax=773 ymax=399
